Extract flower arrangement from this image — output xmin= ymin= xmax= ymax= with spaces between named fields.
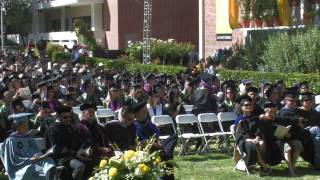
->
xmin=90 ymin=137 xmax=176 ymax=180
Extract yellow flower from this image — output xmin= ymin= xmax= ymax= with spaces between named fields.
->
xmin=88 ymin=177 xmax=94 ymax=180
xmin=109 ymin=167 xmax=118 ymax=177
xmin=155 ymin=156 xmax=161 ymax=164
xmin=138 ymin=164 xmax=150 ymax=174
xmin=124 ymin=150 xmax=136 ymax=161
xmin=99 ymin=159 xmax=108 ymax=170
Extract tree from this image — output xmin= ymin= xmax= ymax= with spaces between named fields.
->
xmin=3 ymin=0 xmax=32 ymax=43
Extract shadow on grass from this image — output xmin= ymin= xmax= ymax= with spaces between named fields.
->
xmin=178 ymin=153 xmax=230 ymax=162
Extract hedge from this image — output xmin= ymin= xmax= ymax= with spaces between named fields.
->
xmin=51 ymin=52 xmax=186 ymax=75
xmin=218 ymin=69 xmax=320 ymax=94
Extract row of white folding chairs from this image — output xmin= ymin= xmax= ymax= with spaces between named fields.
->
xmin=151 ymin=112 xmax=237 ymax=156
xmin=72 ymin=107 xmax=115 ymax=125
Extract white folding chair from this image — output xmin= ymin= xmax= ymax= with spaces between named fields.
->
xmin=232 ymin=122 xmax=250 ymax=175
xmin=175 ymin=114 xmax=204 ymax=156
xmin=315 ymin=95 xmax=320 ymax=105
xmin=151 ymin=115 xmax=176 ymax=140
xmin=96 ymin=108 xmax=115 ymax=125
xmin=34 ymin=137 xmax=47 ymax=151
xmin=218 ymin=112 xmax=237 ymax=136
xmin=197 ymin=113 xmax=226 ymax=152
xmin=182 ymin=105 xmax=194 ymax=114
xmin=72 ymin=106 xmax=81 ymax=115
xmin=217 ymin=112 xmax=237 ymax=152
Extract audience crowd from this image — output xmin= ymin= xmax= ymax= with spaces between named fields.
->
xmin=0 ymin=53 xmax=319 ymax=179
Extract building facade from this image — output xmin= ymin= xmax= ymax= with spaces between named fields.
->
xmin=30 ymin=0 xmax=232 ymax=58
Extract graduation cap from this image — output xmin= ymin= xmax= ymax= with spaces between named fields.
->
xmin=241 ymin=79 xmax=252 ymax=85
xmin=131 ymin=101 xmax=147 ymax=112
xmin=246 ymin=86 xmax=258 ymax=94
xmin=284 ymin=89 xmax=298 ymax=99
xmin=109 ymin=83 xmax=120 ymax=91
xmin=131 ymin=79 xmax=143 ymax=89
xmin=260 ymin=80 xmax=271 ymax=88
xmin=236 ymin=95 xmax=252 ymax=104
xmin=221 ymin=80 xmax=237 ymax=90
xmin=144 ymin=73 xmax=155 ymax=81
xmin=265 ymin=85 xmax=278 ymax=98
xmin=80 ymin=103 xmax=97 ymax=111
xmin=169 ymin=81 xmax=178 ymax=89
xmin=55 ymin=105 xmax=72 ymax=114
xmin=263 ymin=102 xmax=277 ymax=109
xmin=9 ymin=113 xmax=33 ymax=124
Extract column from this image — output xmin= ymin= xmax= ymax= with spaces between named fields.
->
xmin=32 ymin=1 xmax=39 ymax=34
xmin=91 ymin=3 xmax=103 ymax=31
xmin=61 ymin=7 xmax=66 ymax=31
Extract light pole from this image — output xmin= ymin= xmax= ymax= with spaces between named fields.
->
xmin=0 ymin=1 xmax=5 ymax=52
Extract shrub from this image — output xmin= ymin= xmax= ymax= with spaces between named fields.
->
xmin=126 ymin=38 xmax=195 ymax=65
xmin=218 ymin=69 xmax=320 ymax=94
xmin=46 ymin=43 xmax=64 ymax=58
xmin=73 ymin=19 xmax=97 ymax=51
xmin=261 ymin=27 xmax=320 ymax=73
xmin=52 ymin=52 xmax=71 ymax=63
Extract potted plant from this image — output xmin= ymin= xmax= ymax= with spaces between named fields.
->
xmin=303 ymin=0 xmax=315 ymax=25
xmin=251 ymin=0 xmax=264 ymax=27
xmin=262 ymin=0 xmax=274 ymax=27
xmin=239 ymin=0 xmax=251 ymax=28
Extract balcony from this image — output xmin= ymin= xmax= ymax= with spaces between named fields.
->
xmin=37 ymin=0 xmax=104 ymax=9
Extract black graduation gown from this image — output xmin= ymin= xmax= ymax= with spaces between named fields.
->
xmin=256 ymin=119 xmax=284 ymax=166
xmin=45 ymin=122 xmax=82 ymax=164
xmin=236 ymin=117 xmax=261 ymax=166
xmin=277 ymin=108 xmax=314 ymax=164
xmin=104 ymin=120 xmax=136 ymax=151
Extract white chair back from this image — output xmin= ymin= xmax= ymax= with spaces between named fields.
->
xmin=176 ymin=114 xmax=198 ymax=124
xmin=315 ymin=95 xmax=320 ymax=105
xmin=72 ymin=106 xmax=81 ymax=115
xmin=183 ymin=105 xmax=194 ymax=114
xmin=152 ymin=115 xmax=174 ymax=126
xmin=218 ymin=112 xmax=237 ymax=122
xmin=96 ymin=108 xmax=115 ymax=118
xmin=198 ymin=113 xmax=219 ymax=123
xmin=152 ymin=115 xmax=177 ymax=136
xmin=97 ymin=106 xmax=104 ymax=109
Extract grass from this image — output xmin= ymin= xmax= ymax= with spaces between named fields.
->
xmin=174 ymin=152 xmax=320 ymax=180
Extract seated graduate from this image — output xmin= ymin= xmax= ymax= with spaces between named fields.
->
xmin=77 ymin=103 xmax=113 ymax=176
xmin=133 ymin=101 xmax=177 ymax=180
xmin=45 ymin=105 xmax=85 ymax=180
xmin=259 ymin=102 xmax=302 ymax=177
xmin=277 ymin=91 xmax=314 ymax=165
xmin=234 ymin=96 xmax=271 ymax=175
xmin=147 ymin=85 xmax=165 ymax=118
xmin=298 ymin=92 xmax=320 ymax=128
xmin=31 ymin=101 xmax=55 ymax=137
xmin=0 ymin=113 xmax=56 ymax=180
xmin=104 ymin=106 xmax=137 ymax=151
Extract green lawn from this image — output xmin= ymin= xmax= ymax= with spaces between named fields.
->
xmin=174 ymin=152 xmax=320 ymax=180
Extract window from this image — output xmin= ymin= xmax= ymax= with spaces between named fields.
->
xmin=51 ymin=19 xmax=61 ymax=32
xmin=72 ymin=16 xmax=91 ymax=30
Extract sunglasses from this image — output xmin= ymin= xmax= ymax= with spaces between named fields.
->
xmin=286 ymin=99 xmax=296 ymax=102
xmin=304 ymin=99 xmax=312 ymax=102
xmin=243 ymin=103 xmax=252 ymax=107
